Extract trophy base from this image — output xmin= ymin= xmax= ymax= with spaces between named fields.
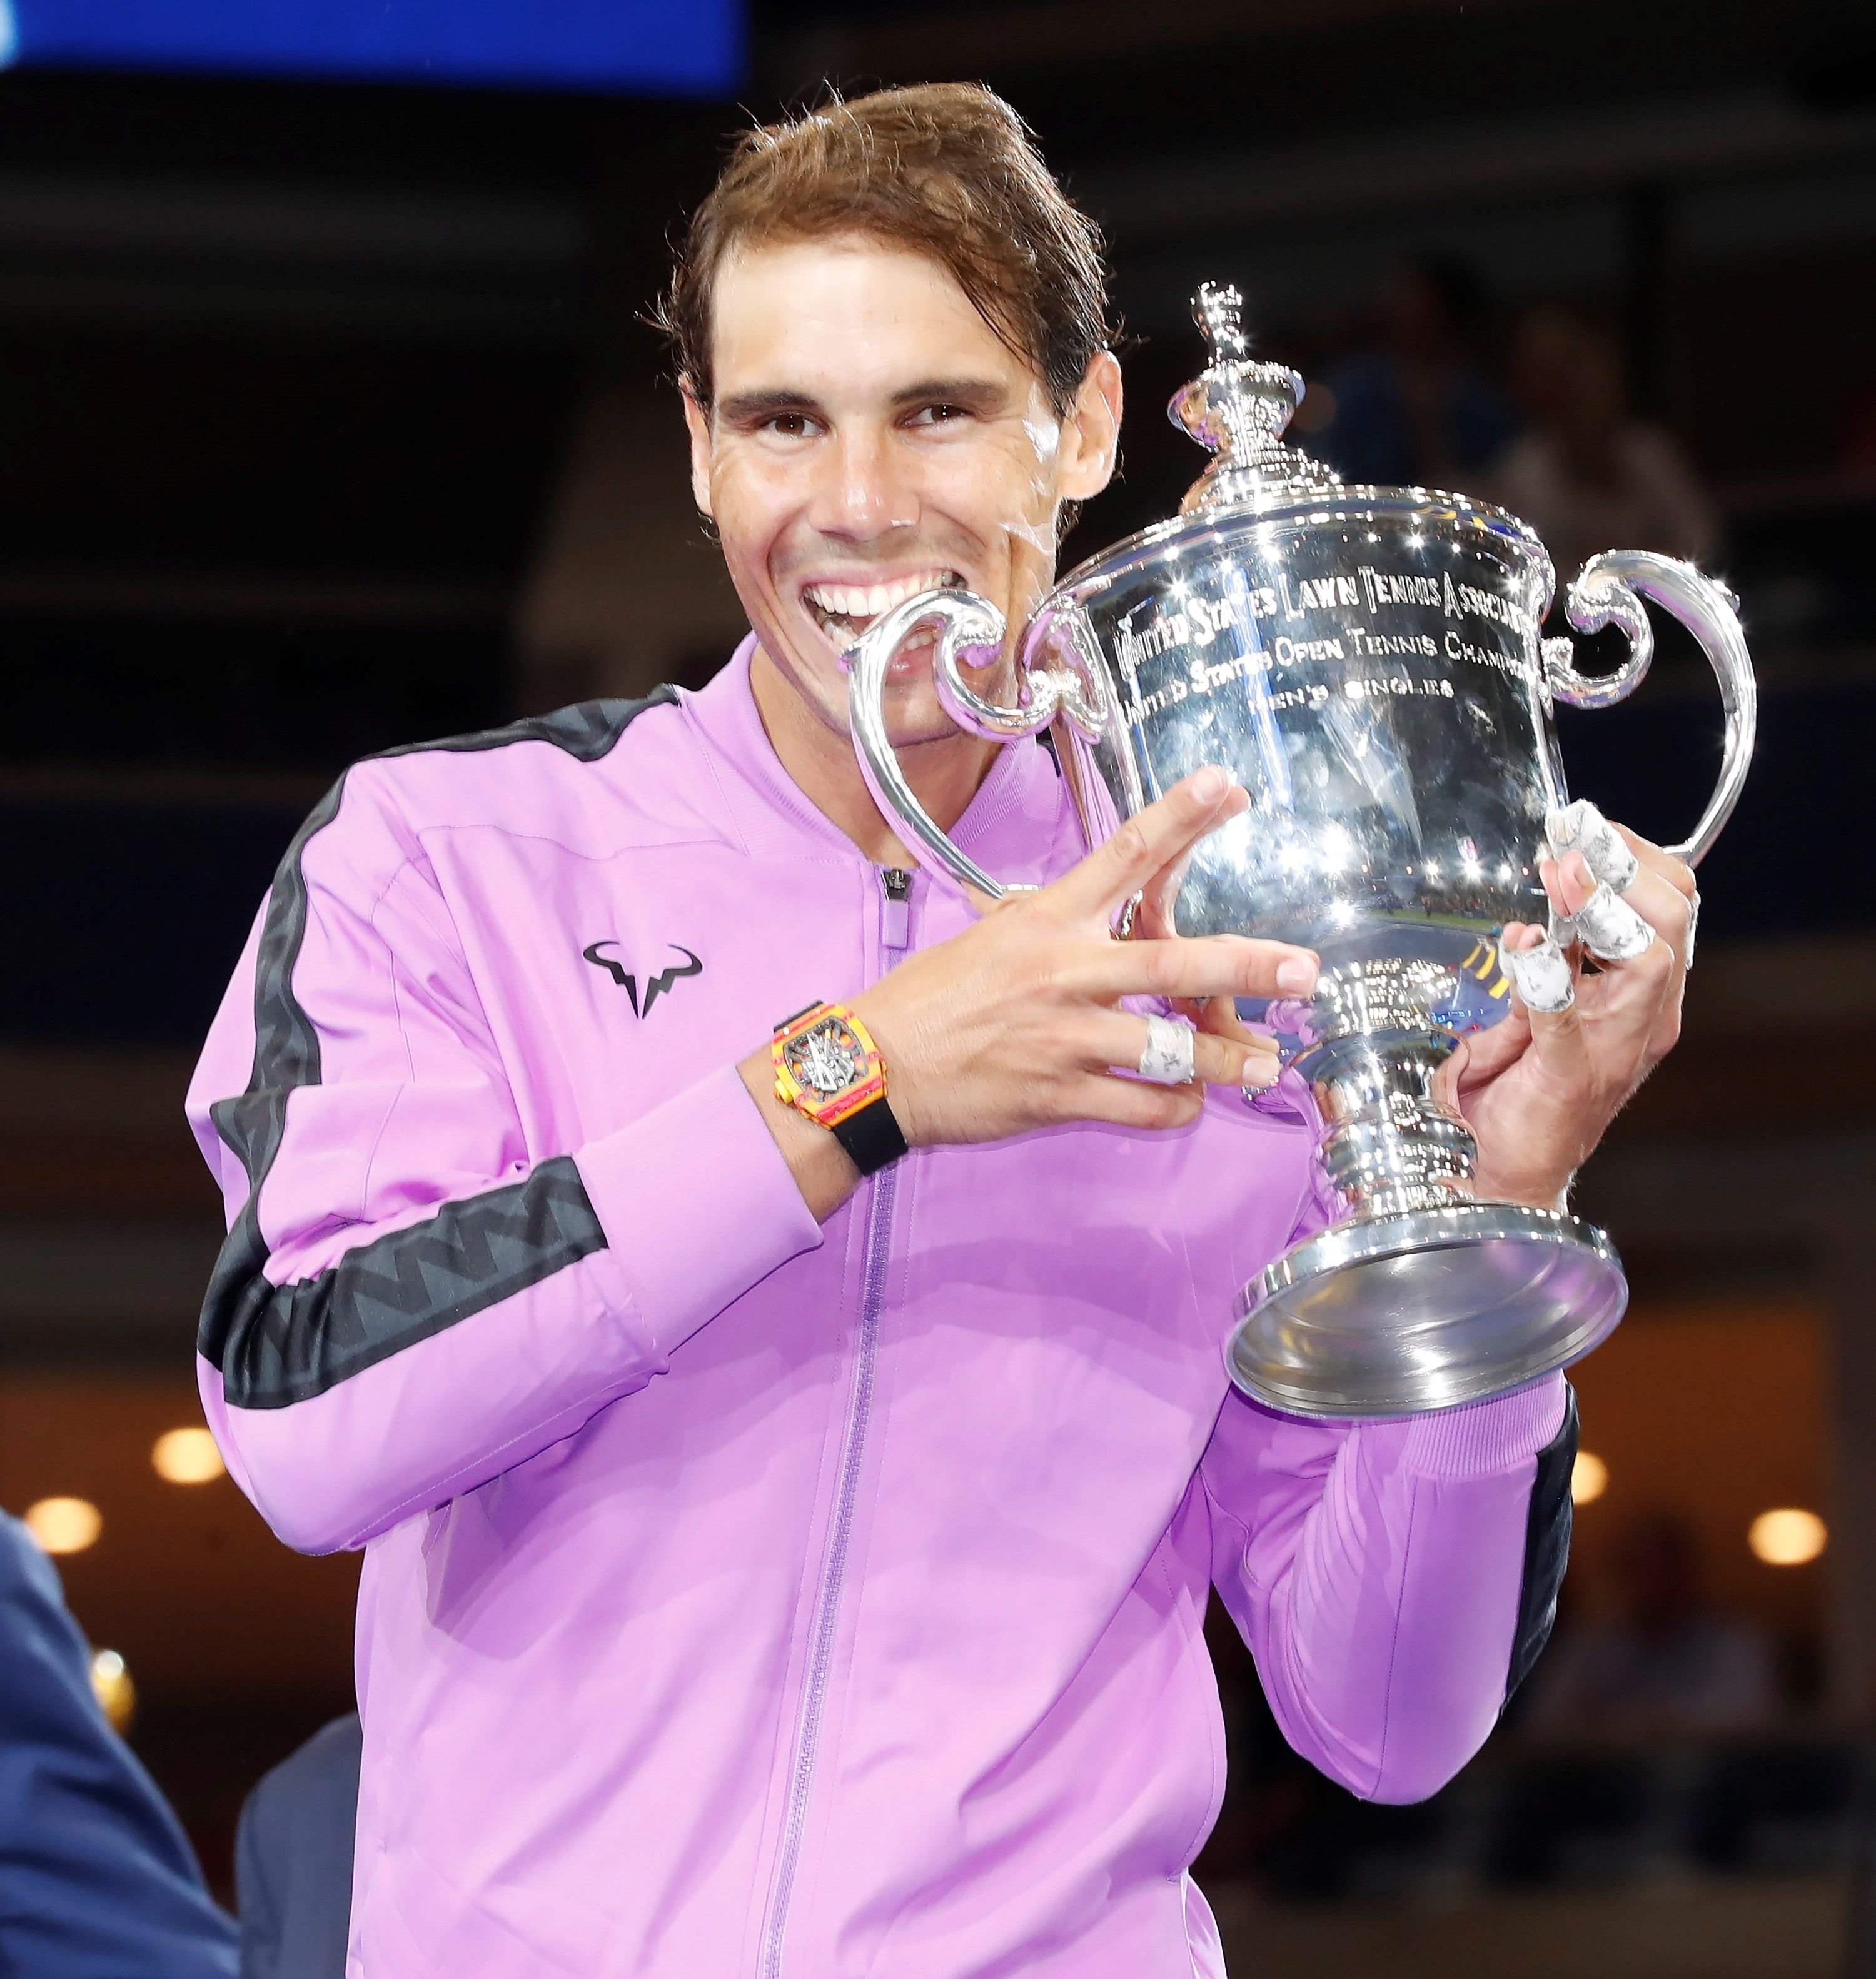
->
xmin=1229 ymin=1203 xmax=1626 ymax=1419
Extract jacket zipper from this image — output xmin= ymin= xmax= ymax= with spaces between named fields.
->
xmin=759 ymin=867 xmax=912 ymax=1979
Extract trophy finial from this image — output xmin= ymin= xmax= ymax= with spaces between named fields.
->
xmin=1170 ymin=276 xmax=1339 ymax=513
xmin=1194 ymin=281 xmax=1248 ymax=363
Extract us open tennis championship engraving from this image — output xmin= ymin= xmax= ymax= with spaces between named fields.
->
xmin=846 ymin=280 xmax=1756 ymax=1419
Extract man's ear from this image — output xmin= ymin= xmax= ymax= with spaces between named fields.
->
xmin=1058 ymin=350 xmax=1123 ymax=504
xmin=680 ymin=379 xmax=715 ymax=520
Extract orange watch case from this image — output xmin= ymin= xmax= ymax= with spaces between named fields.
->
xmin=771 ymin=1002 xmax=889 ymax=1130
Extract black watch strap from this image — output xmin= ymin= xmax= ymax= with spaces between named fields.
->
xmin=830 ymin=1094 xmax=908 ymax=1177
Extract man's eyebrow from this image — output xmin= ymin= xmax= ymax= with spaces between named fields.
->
xmin=715 ymin=388 xmax=825 ymax=424
xmin=714 ymin=377 xmax=1012 ymax=424
xmin=890 ymin=377 xmax=1008 ymax=411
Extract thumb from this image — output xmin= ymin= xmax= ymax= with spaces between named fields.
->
xmin=1433 ymin=1035 xmax=1470 ymax=1116
xmin=1502 ymin=927 xmax=1592 ymax=1085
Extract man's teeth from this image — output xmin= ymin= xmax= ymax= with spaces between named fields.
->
xmin=803 ymin=569 xmax=961 ymax=625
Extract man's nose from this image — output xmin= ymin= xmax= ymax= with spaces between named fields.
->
xmin=808 ymin=429 xmax=918 ymax=539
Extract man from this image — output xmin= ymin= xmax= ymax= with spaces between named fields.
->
xmin=0 ymin=1509 xmax=238 ymax=1976
xmin=188 ymin=84 xmax=1696 ymax=1977
xmin=234 ymin=1713 xmax=360 ymax=1979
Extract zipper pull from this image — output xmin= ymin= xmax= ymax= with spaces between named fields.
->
xmin=880 ymin=867 xmax=912 ymax=954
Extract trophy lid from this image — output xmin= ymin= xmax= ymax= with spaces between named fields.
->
xmin=1168 ymin=282 xmax=1342 ymax=514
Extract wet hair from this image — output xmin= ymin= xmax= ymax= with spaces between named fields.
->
xmin=658 ymin=83 xmax=1116 ymax=417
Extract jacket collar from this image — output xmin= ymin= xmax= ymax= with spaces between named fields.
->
xmin=680 ymin=633 xmax=1062 ymax=876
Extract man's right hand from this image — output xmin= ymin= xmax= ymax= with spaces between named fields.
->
xmin=853 ymin=765 xmax=1318 ymax=1147
xmin=740 ymin=767 xmax=1319 ymax=1218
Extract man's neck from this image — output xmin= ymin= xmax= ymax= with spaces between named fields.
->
xmin=748 ymin=644 xmax=1002 ymax=867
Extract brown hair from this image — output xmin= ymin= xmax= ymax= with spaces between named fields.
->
xmin=660 ymin=83 xmax=1114 ymax=416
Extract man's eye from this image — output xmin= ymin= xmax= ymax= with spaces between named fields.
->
xmin=910 ymin=403 xmax=969 ymax=426
xmin=765 ymin=413 xmax=814 ymax=437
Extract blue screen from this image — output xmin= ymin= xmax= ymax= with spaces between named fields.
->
xmin=0 ymin=0 xmax=744 ymax=94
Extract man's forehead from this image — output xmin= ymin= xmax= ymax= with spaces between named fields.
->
xmin=709 ymin=234 xmax=1034 ymax=398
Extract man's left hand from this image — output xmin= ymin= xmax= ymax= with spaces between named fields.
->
xmin=1434 ymin=803 xmax=1698 ymax=1209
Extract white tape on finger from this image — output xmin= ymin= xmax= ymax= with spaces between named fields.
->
xmin=1138 ymin=1014 xmax=1196 ymax=1085
xmin=1546 ymin=798 xmax=1640 ymax=894
xmin=1504 ymin=933 xmax=1576 ymax=1015
xmin=1571 ymin=882 xmax=1657 ymax=962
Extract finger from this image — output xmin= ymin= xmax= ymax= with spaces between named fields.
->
xmin=1546 ymin=854 xmax=1689 ymax=969
xmin=1090 ymin=1010 xmax=1281 ymax=1089
xmin=1541 ymin=854 xmax=1656 ymax=965
xmin=1505 ymin=939 xmax=1595 ymax=1086
xmin=1433 ymin=1035 xmax=1470 ymax=1115
xmin=1501 ymin=924 xmax=1577 ymax=1014
xmin=1077 ymin=933 xmax=1319 ymax=1006
xmin=1179 ymin=994 xmax=1276 ymax=1054
xmin=1612 ymin=823 xmax=1697 ymax=903
xmin=1546 ymin=815 xmax=1696 ymax=967
xmin=1059 ymin=1072 xmax=1207 ymax=1134
xmin=1523 ymin=907 xmax=1678 ymax=1084
xmin=1614 ymin=861 xmax=1695 ymax=970
xmin=1546 ymin=800 xmax=1638 ymax=894
xmin=1450 ymin=1004 xmax=1530 ymax=1089
xmin=1541 ymin=851 xmax=1598 ymax=919
xmin=1449 ymin=930 xmax=1538 ymax=1087
xmin=1573 ymin=883 xmax=1657 ymax=963
xmin=1050 ymin=767 xmax=1248 ymax=920
xmin=1132 ymin=841 xmax=1196 ymax=943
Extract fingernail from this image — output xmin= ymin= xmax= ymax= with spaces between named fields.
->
xmin=1191 ymin=765 xmax=1229 ymax=802
xmin=1241 ymin=1056 xmax=1280 ymax=1089
xmin=1275 ymin=956 xmax=1318 ymax=995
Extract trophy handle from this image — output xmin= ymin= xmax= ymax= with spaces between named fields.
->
xmin=1542 ymin=548 xmax=1757 ymax=866
xmin=844 ymin=587 xmax=1110 ymax=902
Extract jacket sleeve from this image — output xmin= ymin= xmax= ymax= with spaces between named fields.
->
xmin=189 ymin=765 xmax=822 ymax=1556
xmin=0 ymin=1516 xmax=238 ymax=1978
xmin=1201 ymin=1175 xmax=1578 ymax=1805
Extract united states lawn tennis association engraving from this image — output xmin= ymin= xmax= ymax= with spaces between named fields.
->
xmin=1114 ymin=564 xmax=1540 ymax=726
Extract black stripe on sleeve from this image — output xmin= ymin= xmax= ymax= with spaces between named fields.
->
xmin=1505 ymin=1383 xmax=1579 ymax=1702
xmin=204 ymin=1159 xmax=606 ymax=1409
xmin=198 ymin=692 xmax=677 ymax=1411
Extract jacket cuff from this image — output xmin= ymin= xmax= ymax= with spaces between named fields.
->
xmin=575 ymin=1063 xmax=823 ymax=1353
xmin=1398 ymin=1370 xmax=1570 ymax=1478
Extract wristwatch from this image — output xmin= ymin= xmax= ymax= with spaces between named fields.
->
xmin=771 ymin=1001 xmax=908 ymax=1176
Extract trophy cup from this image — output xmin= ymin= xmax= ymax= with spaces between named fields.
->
xmin=845 ymin=281 xmax=1755 ymax=1418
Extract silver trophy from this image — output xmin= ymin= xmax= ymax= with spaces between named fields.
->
xmin=846 ymin=281 xmax=1755 ymax=1419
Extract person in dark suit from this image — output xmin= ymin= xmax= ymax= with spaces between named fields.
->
xmin=234 ymin=1715 xmax=360 ymax=1979
xmin=0 ymin=1509 xmax=237 ymax=1976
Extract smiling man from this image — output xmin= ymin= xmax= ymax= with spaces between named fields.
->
xmin=188 ymin=85 xmax=1696 ymax=1979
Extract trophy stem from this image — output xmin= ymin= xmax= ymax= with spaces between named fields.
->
xmin=1294 ymin=1032 xmax=1476 ymax=1221
xmin=1289 ymin=959 xmax=1476 ymax=1221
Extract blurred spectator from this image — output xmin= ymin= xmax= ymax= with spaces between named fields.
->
xmin=1490 ymin=305 xmax=1720 ymax=581
xmin=0 ymin=1509 xmax=238 ymax=1976
xmin=1520 ymin=1509 xmax=1777 ymax=1742
xmin=234 ymin=1715 xmax=360 ymax=1979
xmin=1311 ymin=254 xmax=1518 ymax=489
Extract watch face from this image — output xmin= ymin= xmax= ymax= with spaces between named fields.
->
xmin=785 ymin=1015 xmax=862 ymax=1096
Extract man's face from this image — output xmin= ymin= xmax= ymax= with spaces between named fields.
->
xmin=685 ymin=233 xmax=1121 ymax=747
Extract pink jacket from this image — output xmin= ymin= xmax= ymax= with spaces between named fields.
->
xmin=188 ymin=640 xmax=1573 ymax=1978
